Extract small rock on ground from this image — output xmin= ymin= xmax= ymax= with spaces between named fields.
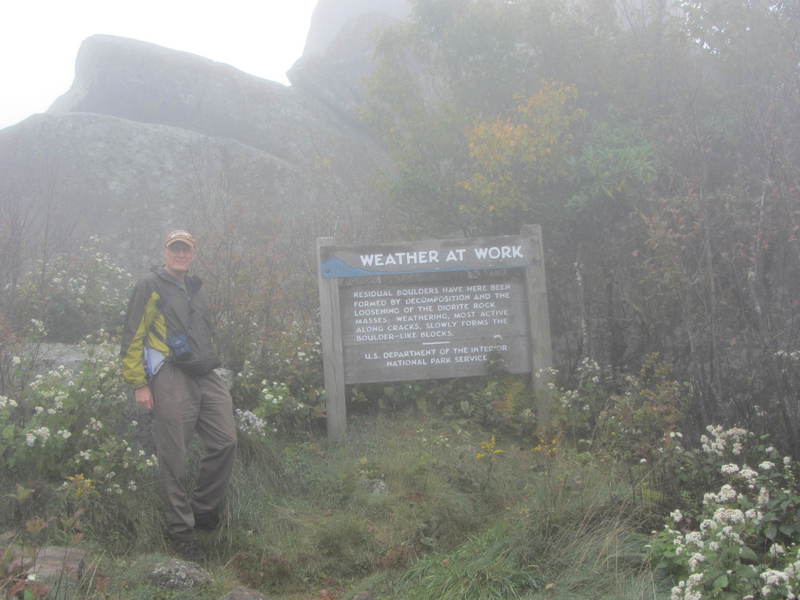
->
xmin=149 ymin=558 xmax=211 ymax=590
xmin=31 ymin=546 xmax=87 ymax=583
xmin=220 ymin=586 xmax=269 ymax=599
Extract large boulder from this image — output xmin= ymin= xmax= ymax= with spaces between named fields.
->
xmin=0 ymin=111 xmax=313 ymax=271
xmin=301 ymin=0 xmax=411 ymax=57
xmin=47 ymin=34 xmax=392 ymax=194
xmin=289 ymin=0 xmax=412 ymax=121
xmin=0 ymin=1 xmax=415 ymax=315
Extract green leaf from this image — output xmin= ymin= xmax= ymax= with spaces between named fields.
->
xmin=739 ymin=546 xmax=758 ymax=562
xmin=712 ymin=573 xmax=729 ymax=591
xmin=765 ymin=524 xmax=778 ymax=540
xmin=736 ymin=563 xmax=756 ymax=578
xmin=779 ymin=524 xmax=795 ymax=536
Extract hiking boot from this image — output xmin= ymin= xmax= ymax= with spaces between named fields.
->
xmin=171 ymin=536 xmax=205 ymax=562
xmin=194 ymin=510 xmax=220 ymax=532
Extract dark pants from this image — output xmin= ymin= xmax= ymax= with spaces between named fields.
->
xmin=151 ymin=362 xmax=237 ymax=540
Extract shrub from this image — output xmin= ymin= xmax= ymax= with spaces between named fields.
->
xmin=11 ymin=236 xmax=132 ymax=343
xmin=651 ymin=425 xmax=800 ymax=599
xmin=0 ymin=332 xmax=159 ymax=546
xmin=231 ymin=321 xmax=325 ymax=434
xmin=552 ymin=354 xmax=688 ymax=466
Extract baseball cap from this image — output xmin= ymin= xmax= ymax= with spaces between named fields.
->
xmin=164 ymin=229 xmax=196 ymax=249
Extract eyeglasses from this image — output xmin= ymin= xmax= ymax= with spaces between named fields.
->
xmin=167 ymin=243 xmax=194 ymax=255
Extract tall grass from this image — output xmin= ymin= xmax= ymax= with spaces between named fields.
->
xmin=391 ymin=450 xmax=664 ymax=600
xmin=2 ymin=413 xmax=668 ymax=599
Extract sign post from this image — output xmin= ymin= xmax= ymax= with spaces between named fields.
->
xmin=317 ymin=227 xmax=552 ymax=439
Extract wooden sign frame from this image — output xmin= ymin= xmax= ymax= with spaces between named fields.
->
xmin=317 ymin=225 xmax=552 ymax=439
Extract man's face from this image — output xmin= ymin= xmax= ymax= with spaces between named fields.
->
xmin=164 ymin=241 xmax=195 ymax=277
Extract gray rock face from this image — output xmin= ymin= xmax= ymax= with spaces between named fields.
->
xmin=289 ymin=12 xmax=406 ymax=124
xmin=289 ymin=0 xmax=412 ymax=123
xmin=0 ymin=111 xmax=315 ymax=275
xmin=302 ymin=0 xmax=411 ymax=57
xmin=0 ymin=1 xmax=413 ymax=311
xmin=50 ymin=36 xmax=387 ymax=172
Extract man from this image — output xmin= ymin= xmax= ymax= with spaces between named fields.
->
xmin=121 ymin=229 xmax=237 ymax=561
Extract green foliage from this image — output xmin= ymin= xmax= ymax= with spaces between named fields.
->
xmin=231 ymin=321 xmax=325 ymax=434
xmin=11 ymin=236 xmax=132 ymax=342
xmin=568 ymin=120 xmax=658 ymax=211
xmin=0 ymin=334 xmax=156 ymax=486
xmin=651 ymin=426 xmax=800 ymax=599
xmin=212 ymin=416 xmax=529 ymax=590
xmin=552 ymin=354 xmax=688 ymax=463
xmin=460 ymin=376 xmax=537 ymax=437
xmin=0 ymin=334 xmax=162 ymax=550
xmin=598 ymin=354 xmax=688 ymax=466
xmin=311 ymin=512 xmax=380 ymax=577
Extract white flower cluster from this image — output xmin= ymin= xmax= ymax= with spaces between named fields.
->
xmin=25 ymin=426 xmax=51 ymax=447
xmin=703 ymin=484 xmax=738 ymax=505
xmin=558 ymin=388 xmax=580 ymax=409
xmin=235 ymin=408 xmax=269 ymax=435
xmin=81 ymin=417 xmax=104 ymax=436
xmin=700 ymin=424 xmax=749 ymax=456
xmin=577 ymin=356 xmax=601 ymax=374
xmin=30 ymin=318 xmax=47 ymax=336
xmin=4 ymin=340 xmax=161 ymax=507
xmin=0 ymin=395 xmax=18 ymax=410
xmin=759 ymin=560 xmax=800 ymax=598
xmin=259 ymin=381 xmax=291 ymax=411
xmin=774 ymin=349 xmax=800 ymax=361
xmin=671 ymin=573 xmax=704 ymax=600
xmin=534 ymin=366 xmax=558 ymax=379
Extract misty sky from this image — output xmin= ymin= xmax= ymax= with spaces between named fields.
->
xmin=0 ymin=0 xmax=318 ymax=130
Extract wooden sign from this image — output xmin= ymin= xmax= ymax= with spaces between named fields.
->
xmin=318 ymin=226 xmax=552 ymax=439
xmin=320 ymin=235 xmax=534 ymax=278
xmin=341 ymin=278 xmax=530 ymax=383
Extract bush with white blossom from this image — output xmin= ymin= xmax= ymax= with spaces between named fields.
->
xmin=650 ymin=425 xmax=800 ymax=599
xmin=0 ymin=332 xmax=157 ymax=502
xmin=12 ymin=236 xmax=132 ymax=342
xmin=231 ymin=323 xmax=325 ymax=433
xmin=550 ymin=353 xmax=687 ymax=466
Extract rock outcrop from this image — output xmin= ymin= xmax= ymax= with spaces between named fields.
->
xmin=0 ymin=0 xmax=413 ymax=285
xmin=48 ymin=35 xmax=388 ymax=176
xmin=301 ymin=0 xmax=411 ymax=57
xmin=289 ymin=0 xmax=411 ymax=121
xmin=0 ymin=111 xmax=313 ymax=273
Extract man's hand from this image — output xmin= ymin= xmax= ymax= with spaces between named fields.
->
xmin=134 ymin=385 xmax=154 ymax=410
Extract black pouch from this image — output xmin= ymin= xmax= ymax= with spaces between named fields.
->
xmin=167 ymin=334 xmax=191 ymax=359
xmin=167 ymin=334 xmax=218 ymax=376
